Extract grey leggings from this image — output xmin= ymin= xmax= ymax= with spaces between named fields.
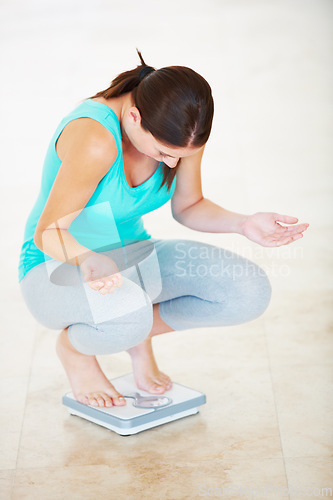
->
xmin=19 ymin=238 xmax=272 ymax=355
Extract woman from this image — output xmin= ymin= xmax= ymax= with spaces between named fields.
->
xmin=18 ymin=50 xmax=309 ymax=409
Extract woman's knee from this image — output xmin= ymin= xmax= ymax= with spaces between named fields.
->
xmin=207 ymin=259 xmax=272 ymax=325
xmin=235 ymin=264 xmax=272 ymax=322
xmin=119 ymin=302 xmax=154 ymax=347
xmin=209 ymin=251 xmax=272 ymax=321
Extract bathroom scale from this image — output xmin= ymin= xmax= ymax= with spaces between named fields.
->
xmin=62 ymin=373 xmax=206 ymax=435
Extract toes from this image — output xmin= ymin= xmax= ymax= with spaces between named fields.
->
xmin=104 ymin=396 xmax=113 ymax=408
xmin=149 ymin=383 xmax=166 ymax=394
xmin=162 ymin=375 xmax=172 ymax=384
xmin=153 ymin=375 xmax=173 ymax=391
xmin=94 ymin=393 xmax=107 ymax=407
xmin=104 ymin=389 xmax=126 ymax=406
xmin=87 ymin=395 xmax=99 ymax=406
xmin=112 ymin=395 xmax=126 ymax=406
xmin=88 ymin=394 xmax=102 ymax=406
xmin=136 ymin=373 xmax=173 ymax=395
xmin=77 ymin=394 xmax=89 ymax=405
xmin=158 ymin=372 xmax=173 ymax=389
xmin=77 ymin=392 xmax=126 ymax=408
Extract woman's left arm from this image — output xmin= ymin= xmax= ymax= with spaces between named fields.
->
xmin=172 ymin=149 xmax=309 ymax=247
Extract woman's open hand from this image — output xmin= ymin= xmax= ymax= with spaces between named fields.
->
xmin=241 ymin=212 xmax=309 ymax=247
xmin=79 ymin=253 xmax=123 ymax=294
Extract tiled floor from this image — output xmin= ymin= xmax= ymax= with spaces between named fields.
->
xmin=1 ymin=0 xmax=332 ymax=499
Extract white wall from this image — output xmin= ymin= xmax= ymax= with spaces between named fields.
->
xmin=1 ymin=0 xmax=332 ymax=289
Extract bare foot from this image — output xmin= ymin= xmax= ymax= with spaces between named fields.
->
xmin=127 ymin=338 xmax=173 ymax=394
xmin=56 ymin=328 xmax=126 ymax=408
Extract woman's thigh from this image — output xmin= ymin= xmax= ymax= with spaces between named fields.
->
xmin=149 ymin=237 xmax=269 ymax=299
xmin=149 ymin=238 xmax=272 ymax=329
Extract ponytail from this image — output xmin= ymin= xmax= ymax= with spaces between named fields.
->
xmin=89 ymin=49 xmax=154 ymax=100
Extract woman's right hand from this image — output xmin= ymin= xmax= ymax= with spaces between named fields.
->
xmin=79 ymin=253 xmax=123 ymax=294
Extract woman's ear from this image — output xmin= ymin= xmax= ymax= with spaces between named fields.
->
xmin=128 ymin=107 xmax=142 ymax=126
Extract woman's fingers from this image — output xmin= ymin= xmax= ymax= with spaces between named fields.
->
xmin=263 ymin=227 xmax=308 ymax=246
xmin=274 ymin=215 xmax=310 ymax=234
xmin=276 ymin=233 xmax=304 ymax=246
xmin=99 ymin=284 xmax=117 ymax=294
xmin=290 ymin=224 xmax=309 ymax=235
xmin=114 ymin=272 xmax=123 ymax=285
xmin=88 ymin=273 xmax=123 ymax=294
xmin=88 ymin=280 xmax=104 ymax=291
xmin=273 ymin=213 xmax=299 ymax=224
xmin=276 ymin=222 xmax=309 ymax=234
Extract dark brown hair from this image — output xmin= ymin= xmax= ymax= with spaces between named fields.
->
xmin=89 ymin=49 xmax=214 ymax=192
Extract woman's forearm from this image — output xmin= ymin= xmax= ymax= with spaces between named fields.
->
xmin=174 ymin=197 xmax=248 ymax=234
xmin=34 ymin=228 xmax=95 ymax=266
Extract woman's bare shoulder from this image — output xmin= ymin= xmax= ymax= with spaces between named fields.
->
xmin=56 ymin=115 xmax=117 ymax=163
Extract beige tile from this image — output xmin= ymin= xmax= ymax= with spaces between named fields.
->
xmin=17 ymin=356 xmax=283 ymax=469
xmin=12 ymin=458 xmax=290 ymax=500
xmin=194 ymin=458 xmax=289 ymax=500
xmin=151 ymin=319 xmax=269 ymax=371
xmin=12 ymin=465 xmax=132 ymax=500
xmin=95 ymin=351 xmax=133 ymax=378
xmin=285 ymin=457 xmax=333 ymax=499
xmin=0 ymin=470 xmax=14 ymax=500
xmin=0 ymin=377 xmax=30 ymax=470
xmin=271 ymin=364 xmax=333 ymax=457
xmin=0 ymin=267 xmax=37 ymax=471
xmin=28 ymin=326 xmax=66 ymax=374
xmin=264 ymin=290 xmax=333 ymax=366
xmin=168 ymin=362 xmax=283 ymax=462
xmin=0 ymin=300 xmax=37 ymax=378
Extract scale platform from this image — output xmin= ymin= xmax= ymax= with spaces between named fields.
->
xmin=62 ymin=373 xmax=206 ymax=435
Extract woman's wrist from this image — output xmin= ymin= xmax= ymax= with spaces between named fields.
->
xmin=76 ymin=250 xmax=97 ymax=267
xmin=234 ymin=213 xmax=250 ymax=236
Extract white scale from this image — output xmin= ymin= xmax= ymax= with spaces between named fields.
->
xmin=63 ymin=373 xmax=206 ymax=435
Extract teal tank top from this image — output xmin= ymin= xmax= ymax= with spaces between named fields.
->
xmin=18 ymin=98 xmax=176 ymax=283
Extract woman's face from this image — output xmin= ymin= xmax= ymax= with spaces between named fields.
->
xmin=125 ymin=106 xmax=202 ymax=168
